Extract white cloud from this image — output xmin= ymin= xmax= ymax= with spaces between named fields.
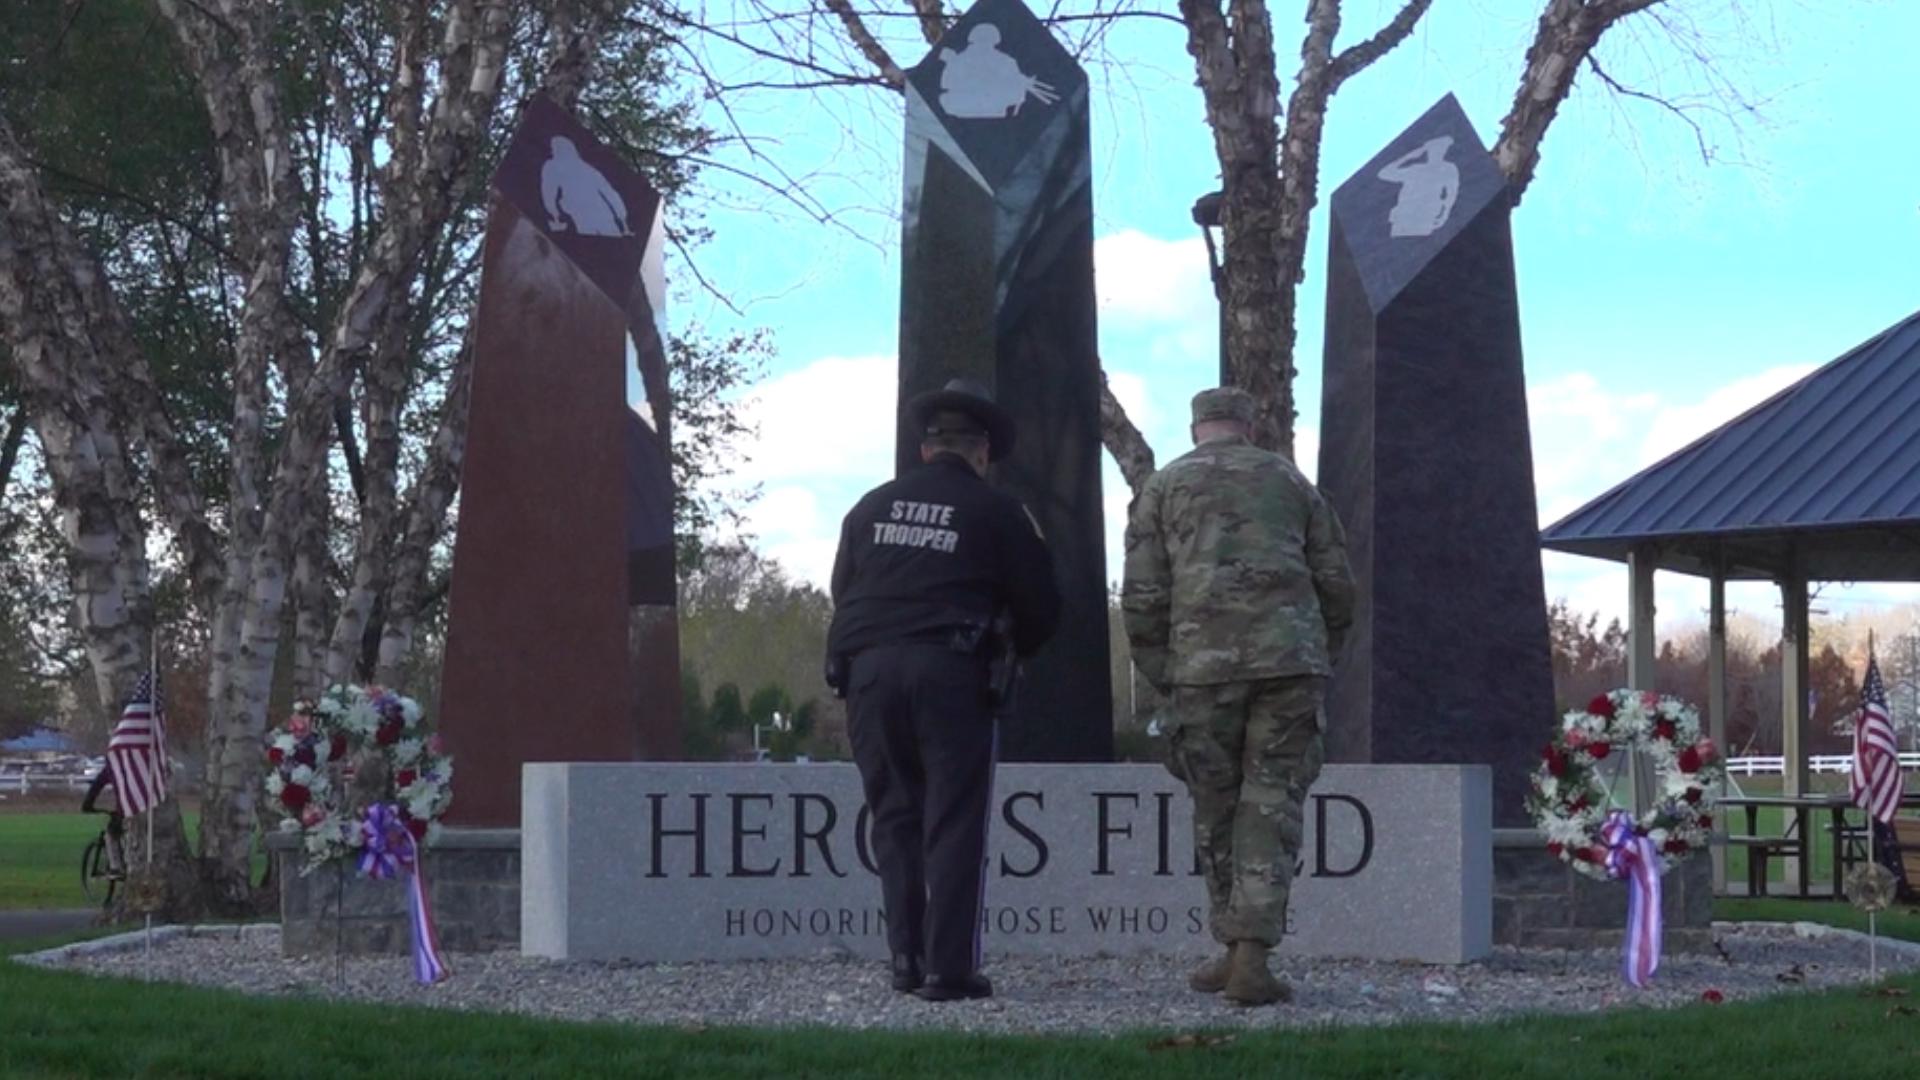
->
xmin=731 ymin=354 xmax=897 ymax=490
xmin=1293 ymin=427 xmax=1320 ymax=484
xmin=1636 ymin=364 xmax=1817 ymax=467
xmin=1093 ymin=230 xmax=1212 ymax=326
xmin=1106 ymin=370 xmax=1153 ymax=430
xmin=719 ymin=355 xmax=898 ymax=586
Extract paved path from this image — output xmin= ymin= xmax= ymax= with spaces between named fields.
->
xmin=0 ymin=908 xmax=101 ymax=941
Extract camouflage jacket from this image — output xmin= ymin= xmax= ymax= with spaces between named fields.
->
xmin=1122 ymin=434 xmax=1356 ymax=687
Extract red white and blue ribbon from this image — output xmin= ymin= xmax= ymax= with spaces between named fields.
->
xmin=1601 ymin=809 xmax=1662 ymax=988
xmin=359 ymin=803 xmax=449 ymax=984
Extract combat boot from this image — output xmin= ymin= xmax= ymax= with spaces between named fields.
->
xmin=1188 ymin=950 xmax=1232 ymax=993
xmin=1221 ymin=941 xmax=1291 ymax=1006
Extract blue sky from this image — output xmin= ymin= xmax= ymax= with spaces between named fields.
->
xmin=670 ymin=0 xmax=1920 ymax=634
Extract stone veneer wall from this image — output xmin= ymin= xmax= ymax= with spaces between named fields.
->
xmin=1493 ymin=828 xmax=1715 ymax=953
xmin=275 ymin=828 xmax=520 ymax=956
xmin=281 ymin=824 xmax=1711 ymax=958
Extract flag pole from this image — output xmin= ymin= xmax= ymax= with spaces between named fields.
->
xmin=144 ymin=633 xmax=157 ymax=966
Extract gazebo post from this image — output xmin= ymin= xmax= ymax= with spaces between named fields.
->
xmin=1779 ymin=548 xmax=1812 ymax=892
xmin=1709 ymin=553 xmax=1729 ymax=893
xmin=1628 ymin=545 xmax=1658 ymax=690
xmin=1627 ymin=544 xmax=1659 ymax=812
xmin=1780 ymin=555 xmax=1811 ymax=799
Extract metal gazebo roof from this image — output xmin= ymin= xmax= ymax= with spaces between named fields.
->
xmin=1541 ymin=309 xmax=1920 ymax=581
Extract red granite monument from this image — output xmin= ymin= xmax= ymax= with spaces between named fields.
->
xmin=439 ymin=97 xmax=682 ymax=827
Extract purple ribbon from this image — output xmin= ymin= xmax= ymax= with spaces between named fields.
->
xmin=357 ymin=803 xmax=409 ymax=880
xmin=1600 ymin=809 xmax=1662 ymax=988
xmin=357 ymin=803 xmax=449 ymax=984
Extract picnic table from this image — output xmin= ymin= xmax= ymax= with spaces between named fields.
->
xmin=1719 ymin=792 xmax=1920 ymax=897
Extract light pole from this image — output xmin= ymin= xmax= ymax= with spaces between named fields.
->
xmin=1191 ymin=190 xmax=1230 ymax=386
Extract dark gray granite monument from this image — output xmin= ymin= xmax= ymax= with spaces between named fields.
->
xmin=898 ymin=0 xmax=1110 ymax=761
xmin=1317 ymin=95 xmax=1554 ymax=826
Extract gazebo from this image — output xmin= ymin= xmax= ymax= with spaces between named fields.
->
xmin=1542 ymin=309 xmax=1920 ymax=885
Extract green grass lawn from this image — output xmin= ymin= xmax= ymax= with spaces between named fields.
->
xmin=0 ymin=814 xmax=107 ymax=910
xmin=5 ymin=925 xmax=1920 ymax=1079
xmin=0 ymin=812 xmax=261 ymax=911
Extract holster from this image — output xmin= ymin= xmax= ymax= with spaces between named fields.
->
xmin=824 ymin=652 xmax=850 ymax=699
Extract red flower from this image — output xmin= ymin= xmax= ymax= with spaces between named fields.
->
xmin=1678 ymin=746 xmax=1703 ymax=774
xmin=1575 ymin=846 xmax=1604 ymax=864
xmin=376 ymin=720 xmax=401 ymax=747
xmin=280 ymin=783 xmax=310 ymax=812
xmin=1547 ymin=841 xmax=1565 ymax=857
xmin=1694 ymin=738 xmax=1718 ymax=763
xmin=405 ymin=816 xmax=428 ymax=841
xmin=1699 ymin=814 xmax=1714 ymax=829
xmin=1588 ymin=694 xmax=1617 ymax=719
xmin=292 ymin=744 xmax=317 ymax=767
xmin=396 ymin=768 xmax=418 ymax=788
xmin=1701 ymin=989 xmax=1724 ymax=1004
xmin=1569 ymin=796 xmax=1591 ymax=813
xmin=267 ymin=747 xmax=284 ymax=765
xmin=1589 ymin=741 xmax=1612 ymax=760
xmin=1664 ymin=838 xmax=1690 ymax=854
xmin=1545 ymin=748 xmax=1568 ymax=778
xmin=1683 ymin=788 xmax=1703 ymax=805
xmin=1653 ymin=719 xmax=1677 ymax=741
xmin=330 ymin=732 xmax=347 ymax=760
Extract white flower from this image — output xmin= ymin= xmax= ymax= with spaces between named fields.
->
xmin=400 ymin=697 xmax=422 ymax=724
xmin=272 ymin=732 xmax=297 ymax=753
xmin=344 ymin=702 xmax=380 ymax=734
xmin=408 ymin=794 xmax=436 ymax=821
xmin=265 ymin=772 xmax=286 ymax=796
xmin=1648 ymin=828 xmax=1670 ymax=849
xmin=425 ymin=820 xmax=444 ymax=847
xmin=277 ymin=817 xmax=299 ymax=833
xmin=394 ymin=738 xmax=424 ymax=765
xmin=1538 ymin=777 xmax=1559 ymax=801
xmin=290 ymin=764 xmax=316 ymax=786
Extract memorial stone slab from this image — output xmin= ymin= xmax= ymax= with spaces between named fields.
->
xmin=898 ymin=0 xmax=1111 ymax=761
xmin=439 ymin=97 xmax=682 ymax=827
xmin=523 ymin=763 xmax=1491 ymax=965
xmin=1318 ymin=95 xmax=1555 ymax=825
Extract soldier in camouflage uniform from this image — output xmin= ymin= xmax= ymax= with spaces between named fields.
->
xmin=1121 ymin=387 xmax=1356 ymax=1006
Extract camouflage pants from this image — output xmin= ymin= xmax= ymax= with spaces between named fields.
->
xmin=1165 ymin=676 xmax=1325 ymax=947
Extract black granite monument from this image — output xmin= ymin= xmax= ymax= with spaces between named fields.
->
xmin=1317 ymin=95 xmax=1553 ymax=825
xmin=898 ymin=0 xmax=1111 ymax=761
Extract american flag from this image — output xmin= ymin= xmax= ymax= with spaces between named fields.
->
xmin=106 ymin=672 xmax=169 ymax=816
xmin=1850 ymin=651 xmax=1904 ymax=824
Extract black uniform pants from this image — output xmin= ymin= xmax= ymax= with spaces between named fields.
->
xmin=846 ymin=642 xmax=997 ymax=979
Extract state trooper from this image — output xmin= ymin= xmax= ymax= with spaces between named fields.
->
xmin=1122 ymin=387 xmax=1357 ymax=1006
xmin=826 ymin=377 xmax=1061 ymax=1002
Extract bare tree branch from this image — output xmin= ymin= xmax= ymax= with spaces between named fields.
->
xmin=1328 ymin=0 xmax=1433 ymax=91
xmin=1584 ymin=53 xmax=1711 ymax=165
xmin=909 ymin=0 xmax=950 ymax=46
xmin=1100 ymin=371 xmax=1155 ymax=499
xmin=821 ymin=0 xmax=908 ymax=89
xmin=1493 ymin=0 xmax=1667 ymax=202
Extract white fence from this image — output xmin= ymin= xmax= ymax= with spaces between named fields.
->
xmin=1726 ymin=753 xmax=1920 ymax=776
xmin=0 ymin=771 xmax=94 ymax=795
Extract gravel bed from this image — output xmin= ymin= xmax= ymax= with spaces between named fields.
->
xmin=18 ymin=924 xmax=1918 ymax=1036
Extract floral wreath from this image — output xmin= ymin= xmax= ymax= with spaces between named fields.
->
xmin=264 ymin=684 xmax=454 ymax=872
xmin=1526 ymin=689 xmax=1725 ymax=880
